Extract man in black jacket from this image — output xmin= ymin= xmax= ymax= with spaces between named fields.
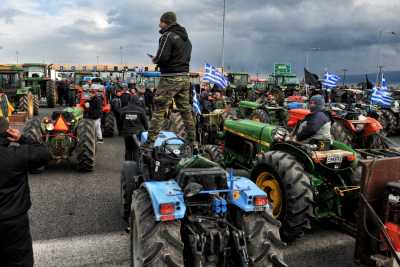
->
xmin=120 ymin=96 xmax=149 ymax=161
xmin=147 ymin=11 xmax=195 ymax=146
xmin=85 ymin=90 xmax=104 ymax=143
xmin=0 ymin=117 xmax=50 ymax=266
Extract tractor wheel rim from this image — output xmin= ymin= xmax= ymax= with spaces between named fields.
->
xmin=132 ymin=213 xmax=143 ymax=267
xmin=256 ymin=172 xmax=282 ymax=218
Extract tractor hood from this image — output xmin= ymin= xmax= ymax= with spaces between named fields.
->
xmin=239 ymin=101 xmax=261 ymax=110
xmin=224 ymin=119 xmax=275 ymax=147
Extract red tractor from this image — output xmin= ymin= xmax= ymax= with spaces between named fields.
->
xmin=288 ymin=107 xmax=387 ymax=149
xmin=74 ymin=77 xmax=116 ymax=137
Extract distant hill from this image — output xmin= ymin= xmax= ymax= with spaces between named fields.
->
xmin=345 ymin=71 xmax=400 ymax=85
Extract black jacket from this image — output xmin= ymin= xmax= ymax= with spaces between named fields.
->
xmin=120 ymin=92 xmax=131 ymax=109
xmin=153 ymin=23 xmax=192 ymax=74
xmin=0 ymin=136 xmax=50 ymax=220
xmin=120 ymin=102 xmax=149 ymax=136
xmin=85 ymin=95 xmax=103 ymax=120
xmin=296 ymin=111 xmax=331 ymax=141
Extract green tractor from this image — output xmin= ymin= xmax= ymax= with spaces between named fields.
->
xmin=0 ymin=64 xmax=35 ymax=118
xmin=205 ymin=119 xmax=361 ymax=242
xmin=23 ymin=107 xmax=96 ymax=172
xmin=22 ymin=63 xmax=57 ymax=110
xmin=237 ymin=100 xmax=288 ymax=126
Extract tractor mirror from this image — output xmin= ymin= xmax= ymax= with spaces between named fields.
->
xmin=184 ymin=182 xmax=203 ymax=198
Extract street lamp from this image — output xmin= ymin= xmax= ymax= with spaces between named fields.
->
xmin=305 ymin=47 xmax=320 ymax=69
xmin=342 ymin=68 xmax=348 ymax=86
xmin=221 ymin=0 xmax=226 ymax=71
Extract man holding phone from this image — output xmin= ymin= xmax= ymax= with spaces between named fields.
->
xmin=146 ymin=11 xmax=195 ymax=147
xmin=0 ymin=117 xmax=50 ymax=266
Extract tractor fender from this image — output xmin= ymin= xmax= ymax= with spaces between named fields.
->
xmin=228 ymin=176 xmax=270 ymax=212
xmin=270 ymin=143 xmax=315 ymax=172
xmin=142 ymin=180 xmax=186 ymax=221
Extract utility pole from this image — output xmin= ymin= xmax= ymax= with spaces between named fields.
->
xmin=342 ymin=68 xmax=348 ymax=86
xmin=120 ymin=46 xmax=123 ymax=65
xmin=221 ymin=0 xmax=226 ymax=72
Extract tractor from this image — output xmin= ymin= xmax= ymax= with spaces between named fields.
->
xmin=204 ymin=119 xmax=362 ymax=242
xmin=22 ymin=107 xmax=96 ymax=171
xmin=120 ymin=131 xmax=287 ymax=266
xmin=0 ymin=64 xmax=35 ymax=118
xmin=237 ymin=100 xmax=288 ymax=127
xmin=226 ymin=72 xmax=250 ymax=105
xmin=73 ymin=76 xmax=116 ymax=137
xmin=22 ymin=63 xmax=58 ymax=110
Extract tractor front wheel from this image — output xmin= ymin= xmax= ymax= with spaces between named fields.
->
xmin=76 ymin=119 xmax=96 ymax=172
xmin=235 ymin=210 xmax=287 ymax=267
xmin=102 ymin=112 xmax=116 ymax=137
xmin=130 ymin=188 xmax=184 ymax=267
xmin=251 ymin=109 xmax=270 ymax=123
xmin=19 ymin=93 xmax=35 ymax=118
xmin=202 ymin=145 xmax=223 ymax=164
xmin=251 ymin=151 xmax=314 ymax=242
xmin=23 ymin=119 xmax=42 ymax=143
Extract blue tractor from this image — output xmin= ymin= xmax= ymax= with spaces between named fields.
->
xmin=120 ymin=131 xmax=287 ymax=266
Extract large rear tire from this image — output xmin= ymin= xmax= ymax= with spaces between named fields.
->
xmin=102 ymin=112 xmax=116 ymax=137
xmin=235 ymin=210 xmax=287 ymax=267
xmin=19 ymin=93 xmax=34 ymax=118
xmin=23 ymin=119 xmax=42 ymax=143
xmin=130 ymin=188 xmax=184 ymax=267
xmin=251 ymin=151 xmax=314 ymax=242
xmin=47 ymin=81 xmax=57 ymax=108
xmin=120 ymin=168 xmax=136 ymax=222
xmin=251 ymin=109 xmax=270 ymax=123
xmin=331 ymin=120 xmax=353 ymax=146
xmin=33 ymin=95 xmax=39 ymax=116
xmin=76 ymin=119 xmax=96 ymax=172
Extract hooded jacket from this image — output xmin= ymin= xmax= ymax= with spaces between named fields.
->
xmin=153 ymin=23 xmax=192 ymax=74
xmin=119 ymin=96 xmax=149 ymax=136
xmin=0 ymin=136 xmax=50 ymax=220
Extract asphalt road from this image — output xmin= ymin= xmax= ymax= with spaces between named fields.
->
xmin=27 ymin=107 xmax=385 ymax=266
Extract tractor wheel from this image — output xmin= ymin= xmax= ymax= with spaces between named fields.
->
xmin=19 ymin=93 xmax=34 ymax=119
xmin=235 ymin=210 xmax=287 ymax=267
xmin=102 ymin=112 xmax=116 ymax=137
xmin=33 ymin=95 xmax=39 ymax=116
xmin=76 ymin=119 xmax=96 ymax=172
xmin=251 ymin=151 xmax=314 ymax=242
xmin=331 ymin=120 xmax=353 ymax=146
xmin=381 ymin=109 xmax=397 ymax=135
xmin=202 ymin=144 xmax=223 ymax=163
xmin=130 ymin=188 xmax=184 ymax=267
xmin=251 ymin=109 xmax=270 ymax=123
xmin=120 ymin=170 xmax=136 ymax=223
xmin=46 ymin=81 xmax=57 ymax=108
xmin=23 ymin=119 xmax=42 ymax=144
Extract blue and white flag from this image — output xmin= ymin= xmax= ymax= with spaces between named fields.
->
xmin=371 ymin=74 xmax=394 ymax=107
xmin=322 ymin=72 xmax=340 ymax=89
xmin=203 ymin=64 xmax=229 ymax=89
xmin=192 ymin=86 xmax=201 ymax=115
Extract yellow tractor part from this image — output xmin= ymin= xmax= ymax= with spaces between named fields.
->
xmin=256 ymin=171 xmax=282 ymax=218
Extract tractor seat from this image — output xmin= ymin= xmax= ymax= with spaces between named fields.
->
xmin=176 ymin=167 xmax=227 ymax=191
xmin=51 ymin=111 xmax=74 ymax=122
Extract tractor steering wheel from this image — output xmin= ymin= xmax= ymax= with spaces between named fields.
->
xmin=161 ymin=137 xmax=191 ymax=160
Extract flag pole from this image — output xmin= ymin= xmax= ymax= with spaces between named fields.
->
xmin=221 ymin=0 xmax=226 ymax=73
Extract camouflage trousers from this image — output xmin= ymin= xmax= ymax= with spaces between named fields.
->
xmin=148 ymin=75 xmax=195 ymax=143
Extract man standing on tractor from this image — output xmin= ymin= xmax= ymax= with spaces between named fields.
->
xmin=146 ymin=11 xmax=195 ymax=147
xmin=120 ymin=95 xmax=149 ymax=161
xmin=0 ymin=117 xmax=50 ymax=266
xmin=85 ymin=89 xmax=104 ymax=143
xmin=295 ymin=94 xmax=332 ymax=145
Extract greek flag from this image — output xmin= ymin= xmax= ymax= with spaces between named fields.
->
xmin=322 ymin=72 xmax=340 ymax=88
xmin=192 ymin=86 xmax=201 ymax=115
xmin=371 ymin=75 xmax=394 ymax=107
xmin=203 ymin=64 xmax=229 ymax=89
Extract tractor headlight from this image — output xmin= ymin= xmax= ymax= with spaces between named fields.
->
xmin=46 ymin=123 xmax=54 ymax=131
xmin=272 ymin=127 xmax=288 ymax=142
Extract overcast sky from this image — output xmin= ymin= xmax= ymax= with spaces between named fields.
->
xmin=0 ymin=0 xmax=399 ymax=75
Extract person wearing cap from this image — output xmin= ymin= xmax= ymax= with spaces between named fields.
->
xmin=0 ymin=117 xmax=50 ymax=266
xmin=295 ymin=94 xmax=332 ymax=144
xmin=85 ymin=89 xmax=104 ymax=143
xmin=146 ymin=11 xmax=195 ymax=146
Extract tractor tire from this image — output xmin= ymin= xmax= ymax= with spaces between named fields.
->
xmin=23 ymin=119 xmax=42 ymax=144
xmin=33 ymin=95 xmax=39 ymax=116
xmin=251 ymin=151 xmax=314 ymax=242
xmin=130 ymin=188 xmax=184 ymax=267
xmin=251 ymin=109 xmax=271 ymax=123
xmin=19 ymin=93 xmax=34 ymax=119
xmin=331 ymin=120 xmax=353 ymax=146
xmin=381 ymin=109 xmax=397 ymax=135
xmin=202 ymin=144 xmax=223 ymax=163
xmin=46 ymin=81 xmax=57 ymax=108
xmin=76 ymin=119 xmax=96 ymax=172
xmin=102 ymin=112 xmax=116 ymax=137
xmin=120 ymin=170 xmax=135 ymax=223
xmin=235 ymin=210 xmax=287 ymax=267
